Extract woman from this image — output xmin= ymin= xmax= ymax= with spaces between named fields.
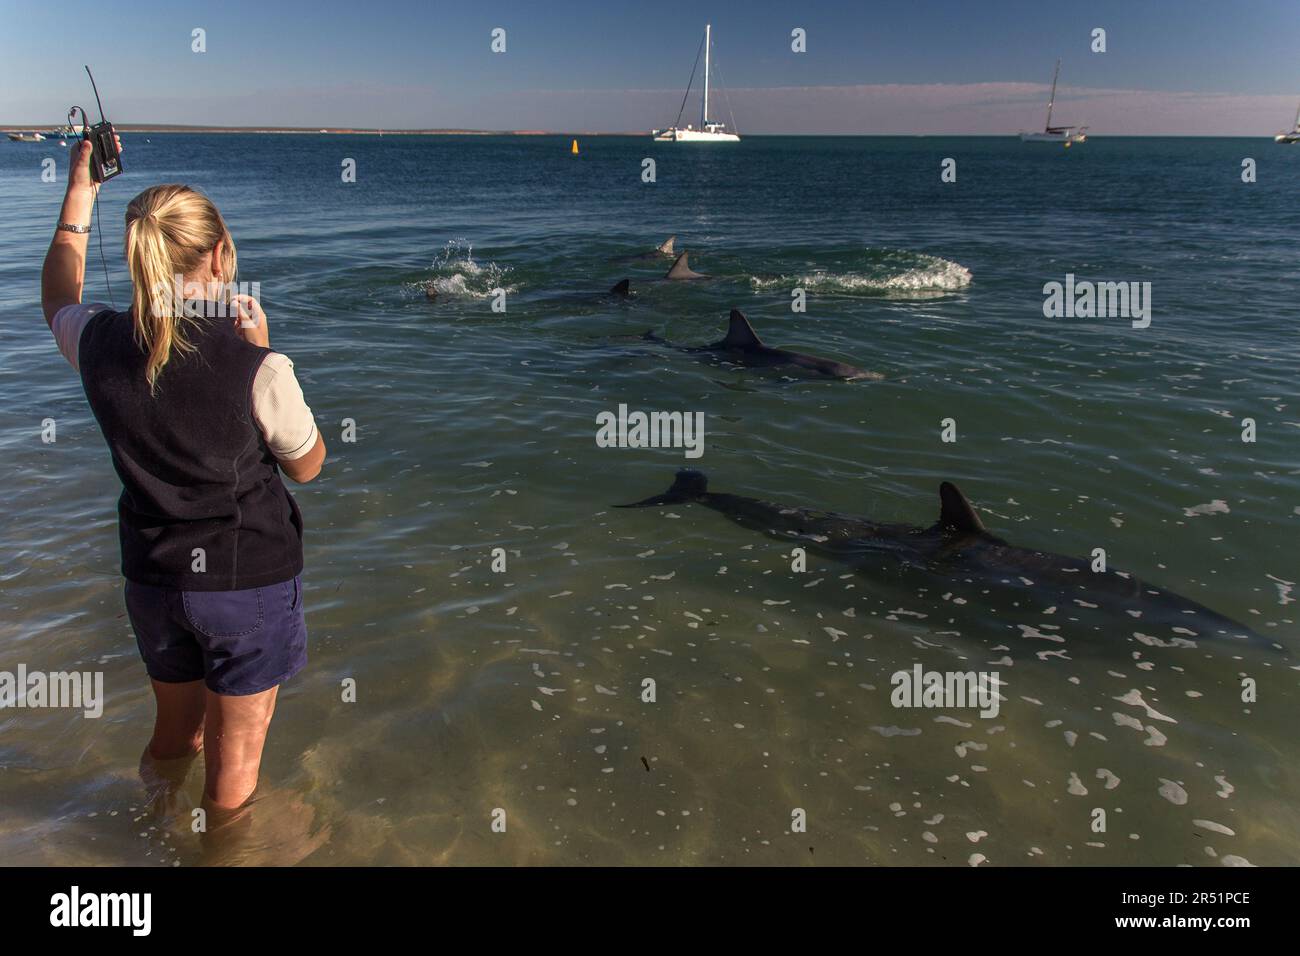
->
xmin=41 ymin=137 xmax=326 ymax=810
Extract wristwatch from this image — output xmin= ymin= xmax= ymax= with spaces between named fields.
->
xmin=57 ymin=222 xmax=91 ymax=234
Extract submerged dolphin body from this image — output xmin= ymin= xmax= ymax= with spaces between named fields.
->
xmin=537 ymin=278 xmax=634 ymax=302
xmin=643 ymin=309 xmax=883 ymax=381
xmin=618 ymin=470 xmax=1275 ymax=647
xmin=665 ymin=251 xmax=709 ymax=280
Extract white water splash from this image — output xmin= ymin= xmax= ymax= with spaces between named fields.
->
xmin=750 ymin=250 xmax=972 ymax=296
xmin=414 ymin=238 xmax=517 ymax=299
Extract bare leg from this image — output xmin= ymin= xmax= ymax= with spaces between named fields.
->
xmin=147 ymin=678 xmax=206 ymax=758
xmin=199 ymin=798 xmax=256 ymax=865
xmin=203 ymin=685 xmax=279 ymax=809
xmin=139 ymin=678 xmax=205 ymax=821
xmin=200 ymin=784 xmax=331 ymax=866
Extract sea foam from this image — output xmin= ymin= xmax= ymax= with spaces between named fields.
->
xmin=750 ymin=249 xmax=972 ymax=296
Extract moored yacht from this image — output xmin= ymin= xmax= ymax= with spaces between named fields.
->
xmin=652 ymin=24 xmax=740 ymax=143
xmin=1020 ymin=59 xmax=1087 ymax=145
xmin=1274 ymin=102 xmax=1300 ymax=143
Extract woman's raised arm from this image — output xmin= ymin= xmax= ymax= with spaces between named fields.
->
xmin=41 ymin=135 xmax=122 ymax=327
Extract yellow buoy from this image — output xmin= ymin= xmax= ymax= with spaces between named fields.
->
xmin=571 ymin=139 xmax=579 ymax=154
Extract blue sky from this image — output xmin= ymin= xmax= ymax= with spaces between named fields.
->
xmin=2 ymin=0 xmax=1298 ymax=133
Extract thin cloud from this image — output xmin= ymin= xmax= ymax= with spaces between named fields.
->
xmin=5 ymin=81 xmax=1293 ymax=135
xmin=485 ymin=82 xmax=1296 ymax=135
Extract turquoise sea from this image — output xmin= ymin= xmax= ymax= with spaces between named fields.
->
xmin=0 ymin=133 xmax=1297 ymax=865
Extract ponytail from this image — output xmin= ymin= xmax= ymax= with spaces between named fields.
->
xmin=123 ymin=185 xmax=237 ymax=393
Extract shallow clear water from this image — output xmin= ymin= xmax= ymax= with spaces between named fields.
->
xmin=0 ymin=134 xmax=1297 ymax=865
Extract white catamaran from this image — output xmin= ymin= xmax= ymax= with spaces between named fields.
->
xmin=653 ymin=23 xmax=740 ymax=143
xmin=1274 ymin=102 xmax=1300 ymax=143
xmin=1020 ymin=59 xmax=1087 ymax=145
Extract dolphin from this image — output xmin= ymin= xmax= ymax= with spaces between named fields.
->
xmin=642 ymin=309 xmax=883 ymax=381
xmin=617 ymin=469 xmax=1276 ymax=647
xmin=665 ymin=251 xmax=709 ymax=280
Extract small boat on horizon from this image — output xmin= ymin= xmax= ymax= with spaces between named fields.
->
xmin=1274 ymin=101 xmax=1300 ymax=143
xmin=1020 ymin=59 xmax=1087 ymax=145
xmin=6 ymin=131 xmax=45 ymax=142
xmin=652 ymin=23 xmax=740 ymax=143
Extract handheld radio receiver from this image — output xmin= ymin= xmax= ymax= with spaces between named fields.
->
xmin=71 ymin=66 xmax=122 ymax=183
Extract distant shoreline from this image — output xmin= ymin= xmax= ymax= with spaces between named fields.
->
xmin=0 ymin=125 xmax=1272 ymax=137
xmin=0 ymin=125 xmax=634 ymax=136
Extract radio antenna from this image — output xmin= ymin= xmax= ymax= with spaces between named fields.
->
xmin=85 ymin=65 xmax=106 ymax=122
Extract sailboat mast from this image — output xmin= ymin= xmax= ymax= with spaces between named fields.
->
xmin=702 ymin=23 xmax=711 ymax=128
xmin=1046 ymin=59 xmax=1060 ymax=130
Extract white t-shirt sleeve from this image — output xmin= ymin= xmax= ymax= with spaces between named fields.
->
xmin=251 ymin=352 xmax=319 ymax=461
xmin=50 ymin=302 xmax=111 ymax=372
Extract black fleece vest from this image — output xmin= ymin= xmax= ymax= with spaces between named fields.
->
xmin=78 ymin=307 xmax=304 ymax=591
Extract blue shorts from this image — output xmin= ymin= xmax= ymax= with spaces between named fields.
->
xmin=124 ymin=575 xmax=308 ymax=696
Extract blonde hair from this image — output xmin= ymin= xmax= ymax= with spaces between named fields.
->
xmin=123 ymin=184 xmax=237 ymax=392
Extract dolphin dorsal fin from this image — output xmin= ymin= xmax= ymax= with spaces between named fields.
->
xmin=938 ymin=482 xmax=986 ymax=534
xmin=666 ymin=252 xmax=694 ymax=279
xmin=658 ymin=236 xmax=675 ymax=255
xmin=721 ymin=309 xmax=763 ymax=348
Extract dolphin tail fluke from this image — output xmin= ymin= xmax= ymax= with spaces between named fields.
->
xmin=610 ymin=278 xmax=631 ymax=297
xmin=615 ymin=469 xmax=709 ymax=508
